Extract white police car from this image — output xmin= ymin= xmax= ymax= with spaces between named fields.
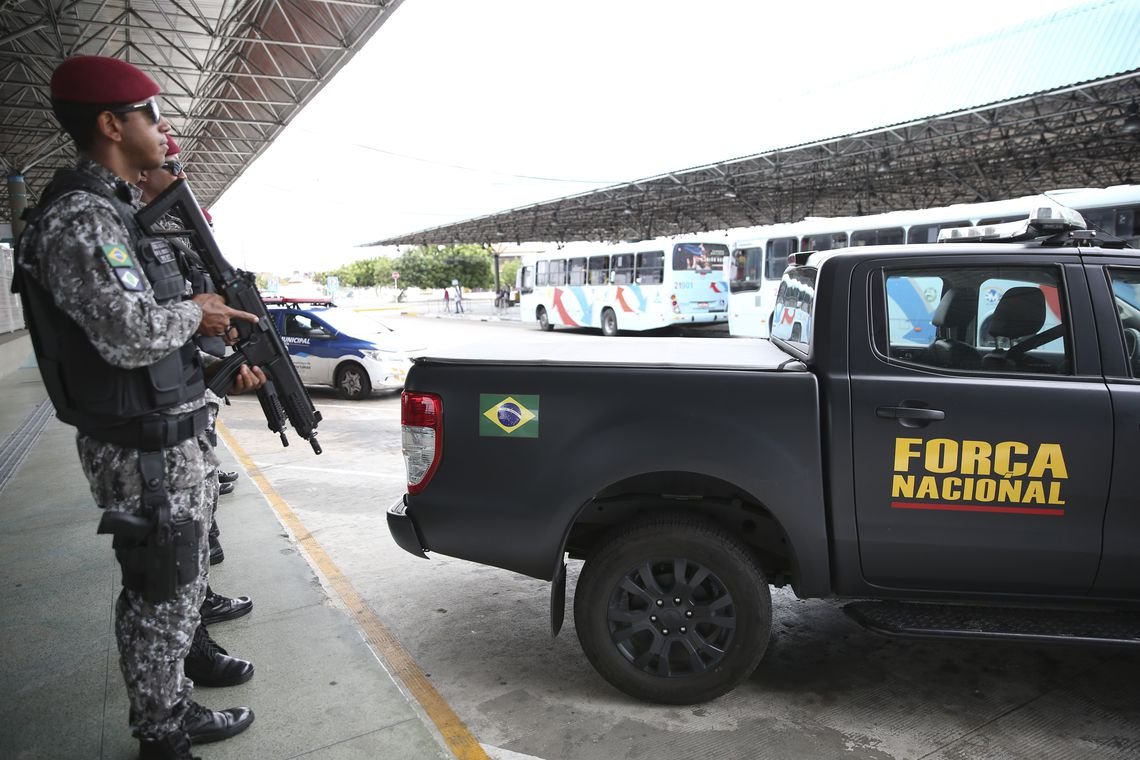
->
xmin=264 ymin=298 xmax=421 ymax=400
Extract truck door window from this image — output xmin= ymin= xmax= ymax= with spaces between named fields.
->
xmin=879 ymin=266 xmax=1071 ymax=375
xmin=1108 ymin=268 xmax=1140 ymax=377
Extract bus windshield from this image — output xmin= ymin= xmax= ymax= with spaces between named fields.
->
xmin=673 ymin=243 xmax=729 ymax=271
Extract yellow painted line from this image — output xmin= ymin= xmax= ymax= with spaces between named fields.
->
xmin=217 ymin=421 xmax=489 ymax=760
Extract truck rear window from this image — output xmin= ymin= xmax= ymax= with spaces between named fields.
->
xmin=771 ymin=266 xmax=817 ymax=347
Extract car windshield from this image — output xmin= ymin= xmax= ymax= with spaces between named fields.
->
xmin=315 ymin=309 xmax=394 ymax=335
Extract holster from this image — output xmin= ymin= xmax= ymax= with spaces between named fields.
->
xmin=97 ymin=450 xmax=201 ymax=603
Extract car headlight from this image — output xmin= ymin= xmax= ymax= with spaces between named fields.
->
xmin=365 ymin=350 xmax=410 ymax=364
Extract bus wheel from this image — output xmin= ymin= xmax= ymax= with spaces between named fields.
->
xmin=574 ymin=515 xmax=771 ymax=704
xmin=537 ymin=306 xmax=553 ymax=332
xmin=335 ymin=362 xmax=372 ymax=400
xmin=601 ymin=308 xmax=618 ymax=337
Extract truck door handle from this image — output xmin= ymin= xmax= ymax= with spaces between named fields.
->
xmin=876 ymin=406 xmax=945 ymax=421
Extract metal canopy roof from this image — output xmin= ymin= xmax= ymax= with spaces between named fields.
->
xmin=376 ymin=69 xmax=1140 ymax=247
xmin=0 ymin=0 xmax=403 ymax=224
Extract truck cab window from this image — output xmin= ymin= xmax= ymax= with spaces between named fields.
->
xmin=1108 ymin=268 xmax=1140 ymax=378
xmin=880 ymin=266 xmax=1070 ymax=375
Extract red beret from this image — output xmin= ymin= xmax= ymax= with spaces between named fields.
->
xmin=165 ymin=136 xmax=181 ymax=157
xmin=50 ymin=55 xmax=160 ymax=105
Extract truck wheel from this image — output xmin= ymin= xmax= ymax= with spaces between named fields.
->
xmin=601 ymin=308 xmax=618 ymax=337
xmin=537 ymin=306 xmax=553 ymax=332
xmin=335 ymin=362 xmax=371 ymax=400
xmin=574 ymin=515 xmax=771 ymax=704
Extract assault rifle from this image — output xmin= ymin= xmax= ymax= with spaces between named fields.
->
xmin=137 ymin=179 xmax=323 ymax=454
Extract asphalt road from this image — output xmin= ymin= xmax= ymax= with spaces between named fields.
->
xmin=218 ymin=315 xmax=1140 ymax=760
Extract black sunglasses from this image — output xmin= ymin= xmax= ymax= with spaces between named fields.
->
xmin=111 ymin=97 xmax=161 ymax=125
xmin=162 ymin=159 xmax=184 ymax=176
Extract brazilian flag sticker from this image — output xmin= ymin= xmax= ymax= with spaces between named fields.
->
xmin=480 ymin=394 xmax=539 ymax=438
xmin=100 ymin=243 xmax=134 ymax=268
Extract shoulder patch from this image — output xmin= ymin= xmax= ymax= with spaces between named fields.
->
xmin=114 ymin=267 xmax=146 ymax=292
xmin=101 ymin=243 xmax=135 ymax=268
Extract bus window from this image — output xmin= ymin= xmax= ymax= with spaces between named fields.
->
xmin=1082 ymin=205 xmax=1140 ymax=247
xmin=588 ymin=255 xmax=609 ymax=285
xmin=673 ymin=243 xmax=711 ymax=271
xmin=612 ymin=254 xmax=634 ymax=284
xmin=802 ymin=231 xmax=847 ymax=251
xmin=851 ymin=227 xmax=904 ymax=246
xmin=766 ymin=237 xmax=797 ymax=279
xmin=568 ymin=257 xmax=587 ymax=286
xmin=737 ymin=246 xmax=761 ymax=283
xmin=908 ymin=221 xmax=969 ymax=244
xmin=536 ymin=260 xmax=548 ymax=287
xmin=637 ymin=251 xmax=665 ymax=284
xmin=519 ymin=265 xmax=534 ymax=294
xmin=548 ymin=259 xmax=566 ymax=286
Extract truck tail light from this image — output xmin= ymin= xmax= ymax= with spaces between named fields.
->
xmin=401 ymin=392 xmax=442 ymax=494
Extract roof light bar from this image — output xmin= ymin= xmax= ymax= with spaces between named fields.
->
xmin=937 ymin=197 xmax=1086 ymax=243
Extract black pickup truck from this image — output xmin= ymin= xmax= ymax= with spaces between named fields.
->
xmin=388 ymin=204 xmax=1140 ymax=704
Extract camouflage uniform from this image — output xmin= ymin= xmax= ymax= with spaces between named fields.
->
xmin=17 ymin=158 xmax=214 ymax=741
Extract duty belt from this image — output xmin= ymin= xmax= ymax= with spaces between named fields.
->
xmin=80 ymin=407 xmax=210 ymax=450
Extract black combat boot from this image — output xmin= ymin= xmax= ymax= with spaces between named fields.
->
xmin=184 ymin=624 xmax=254 ymax=687
xmin=218 ymin=481 xmax=235 ymax=496
xmin=138 ymin=730 xmax=200 ymax=759
xmin=200 ymin=586 xmax=253 ymax=625
xmin=218 ymin=470 xmax=240 ymax=484
xmin=182 ymin=700 xmax=255 ymax=744
xmin=208 ymin=531 xmax=224 ymax=566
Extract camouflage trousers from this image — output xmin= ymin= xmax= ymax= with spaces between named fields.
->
xmin=77 ymin=429 xmax=219 ymax=741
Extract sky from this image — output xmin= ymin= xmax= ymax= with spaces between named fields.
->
xmin=208 ymin=0 xmax=1121 ymax=275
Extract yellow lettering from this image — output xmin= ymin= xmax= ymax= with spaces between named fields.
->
xmin=994 ymin=441 xmax=1029 ymax=478
xmin=892 ymin=474 xmax=915 ymax=498
xmin=975 ymin=478 xmax=996 ymax=502
xmin=941 ymin=477 xmax=961 ymax=500
xmin=1029 ymin=444 xmax=1068 ymax=479
xmin=894 ymin=438 xmax=923 ymax=472
xmin=960 ymin=440 xmax=992 ymax=475
xmin=916 ymin=476 xmax=939 ymax=499
xmin=1023 ymin=481 xmax=1046 ymax=504
xmin=998 ymin=479 xmax=1023 ymax=504
xmin=925 ymin=439 xmax=958 ymax=474
xmin=1048 ymin=481 xmax=1066 ymax=505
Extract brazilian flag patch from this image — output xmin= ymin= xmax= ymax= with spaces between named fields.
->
xmin=114 ymin=268 xmax=145 ymax=291
xmin=480 ymin=394 xmax=539 ymax=438
xmin=100 ymin=243 xmax=134 ymax=268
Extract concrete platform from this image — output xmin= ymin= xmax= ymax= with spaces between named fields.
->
xmin=0 ymin=365 xmax=452 ymax=760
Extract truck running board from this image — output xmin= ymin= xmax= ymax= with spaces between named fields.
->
xmin=844 ymin=601 xmax=1140 ymax=647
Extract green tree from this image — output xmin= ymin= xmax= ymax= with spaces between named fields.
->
xmin=499 ymin=258 xmax=520 ymax=290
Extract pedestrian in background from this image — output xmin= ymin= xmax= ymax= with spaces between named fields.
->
xmin=15 ymin=55 xmax=262 ymax=760
xmin=443 ymin=287 xmax=451 ymax=313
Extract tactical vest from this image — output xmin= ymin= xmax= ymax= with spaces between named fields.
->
xmin=13 ymin=167 xmax=206 ymax=447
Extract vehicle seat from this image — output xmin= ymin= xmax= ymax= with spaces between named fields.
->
xmin=981 ymin=287 xmax=1053 ymax=372
xmin=1125 ymin=326 xmax=1140 ymax=376
xmin=929 ymin=290 xmax=981 ymax=370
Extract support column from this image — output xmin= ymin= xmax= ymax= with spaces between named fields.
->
xmin=6 ymin=172 xmax=27 ymax=242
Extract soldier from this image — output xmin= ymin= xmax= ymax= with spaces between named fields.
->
xmin=137 ymin=141 xmax=255 ymax=634
xmin=14 ymin=55 xmax=260 ymax=759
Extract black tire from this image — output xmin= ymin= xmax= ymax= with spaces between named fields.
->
xmin=574 ymin=515 xmax=771 ymax=704
xmin=335 ymin=362 xmax=372 ymax=400
xmin=601 ymin=308 xmax=618 ymax=337
xmin=790 ymin=324 xmax=802 ymax=342
xmin=537 ymin=306 xmax=553 ymax=332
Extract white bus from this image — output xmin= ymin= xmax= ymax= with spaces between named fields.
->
xmin=517 ymin=235 xmax=731 ymax=335
xmin=727 ymin=185 xmax=1140 ymax=337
